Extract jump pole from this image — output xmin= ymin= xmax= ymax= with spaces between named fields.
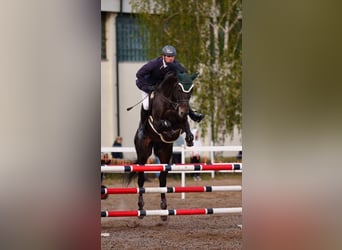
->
xmin=101 ymin=207 xmax=242 ymax=217
xmin=102 ymin=185 xmax=242 ymax=195
xmin=101 ymin=163 xmax=242 ymax=173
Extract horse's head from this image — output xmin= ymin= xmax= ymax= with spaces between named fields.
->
xmin=173 ymin=71 xmax=199 ymax=118
xmin=155 ymin=70 xmax=199 ymax=119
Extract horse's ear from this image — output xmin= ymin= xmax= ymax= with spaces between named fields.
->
xmin=191 ymin=72 xmax=200 ymax=80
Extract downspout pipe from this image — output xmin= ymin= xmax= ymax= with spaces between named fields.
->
xmin=115 ymin=0 xmax=124 ymax=136
xmin=115 ymin=35 xmax=120 ymax=136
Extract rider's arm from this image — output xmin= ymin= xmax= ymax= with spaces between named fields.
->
xmin=136 ymin=58 xmax=161 ymax=93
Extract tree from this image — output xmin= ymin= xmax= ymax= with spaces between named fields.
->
xmin=130 ymin=0 xmax=242 ymax=144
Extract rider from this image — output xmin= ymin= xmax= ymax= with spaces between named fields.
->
xmin=135 ymin=45 xmax=204 ymax=136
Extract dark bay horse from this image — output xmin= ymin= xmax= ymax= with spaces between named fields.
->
xmin=126 ymin=70 xmax=199 ymax=221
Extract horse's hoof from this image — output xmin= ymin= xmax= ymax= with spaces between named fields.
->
xmin=162 ymin=120 xmax=171 ymax=128
xmin=101 ymin=193 xmax=108 ymax=200
xmin=101 ymin=185 xmax=108 ymax=200
xmin=160 ymin=216 xmax=168 ymax=221
xmin=157 ymin=120 xmax=172 ymax=131
xmin=138 ymin=216 xmax=144 ymax=220
xmin=185 ymin=133 xmax=194 ymax=146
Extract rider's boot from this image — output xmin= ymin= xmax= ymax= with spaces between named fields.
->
xmin=189 ymin=108 xmax=204 ymax=123
xmin=137 ymin=106 xmax=149 ymax=138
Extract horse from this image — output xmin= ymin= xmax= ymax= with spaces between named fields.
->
xmin=126 ymin=69 xmax=199 ymax=221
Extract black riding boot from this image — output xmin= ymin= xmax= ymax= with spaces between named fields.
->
xmin=189 ymin=108 xmax=204 ymax=123
xmin=137 ymin=106 xmax=149 ymax=138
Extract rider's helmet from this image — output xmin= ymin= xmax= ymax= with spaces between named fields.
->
xmin=161 ymin=45 xmax=176 ymax=56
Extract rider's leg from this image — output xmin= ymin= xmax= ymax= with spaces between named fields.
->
xmin=137 ymin=91 xmax=149 ymax=136
xmin=189 ymin=107 xmax=204 ymax=123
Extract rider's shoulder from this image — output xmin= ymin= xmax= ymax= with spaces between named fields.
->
xmin=148 ymin=57 xmax=163 ymax=64
xmin=143 ymin=57 xmax=162 ymax=68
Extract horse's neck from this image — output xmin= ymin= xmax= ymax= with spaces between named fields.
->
xmin=150 ymin=84 xmax=174 ymax=118
xmin=157 ymin=78 xmax=176 ymax=98
xmin=157 ymin=86 xmax=172 ymax=99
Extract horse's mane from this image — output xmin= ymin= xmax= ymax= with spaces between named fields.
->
xmin=157 ymin=62 xmax=187 ymax=90
xmin=156 ymin=71 xmax=178 ymax=94
xmin=166 ymin=62 xmax=186 ymax=73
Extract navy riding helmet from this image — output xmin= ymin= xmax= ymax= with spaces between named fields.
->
xmin=162 ymin=45 xmax=176 ymax=56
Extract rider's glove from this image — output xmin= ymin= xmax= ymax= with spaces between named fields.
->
xmin=148 ymin=85 xmax=156 ymax=92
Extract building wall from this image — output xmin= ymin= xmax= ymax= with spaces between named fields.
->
xmin=101 ymin=12 xmax=117 ymax=147
xmin=117 ymin=62 xmax=144 ymax=149
xmin=101 ymin=11 xmax=145 ymax=148
xmin=101 ymin=0 xmax=139 ymax=148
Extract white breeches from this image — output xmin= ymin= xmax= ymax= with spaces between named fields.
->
xmin=142 ymin=91 xmax=149 ymax=111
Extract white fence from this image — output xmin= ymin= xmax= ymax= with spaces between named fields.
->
xmin=101 ymin=145 xmax=242 ymax=162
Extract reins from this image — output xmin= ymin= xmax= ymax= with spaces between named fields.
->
xmin=158 ymin=93 xmax=180 ymax=110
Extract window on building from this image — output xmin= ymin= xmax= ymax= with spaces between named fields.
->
xmin=116 ymin=14 xmax=148 ymax=62
xmin=101 ymin=12 xmax=107 ymax=60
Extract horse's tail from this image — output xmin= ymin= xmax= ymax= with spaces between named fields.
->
xmin=123 ymin=171 xmax=137 ymax=186
xmin=122 ymin=160 xmax=138 ymax=186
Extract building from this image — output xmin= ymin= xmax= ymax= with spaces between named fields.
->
xmin=101 ymin=0 xmax=143 ymax=148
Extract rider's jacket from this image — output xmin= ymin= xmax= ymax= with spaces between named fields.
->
xmin=136 ymin=57 xmax=186 ymax=93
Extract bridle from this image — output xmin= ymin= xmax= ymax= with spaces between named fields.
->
xmin=153 ymin=81 xmax=192 ymax=110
